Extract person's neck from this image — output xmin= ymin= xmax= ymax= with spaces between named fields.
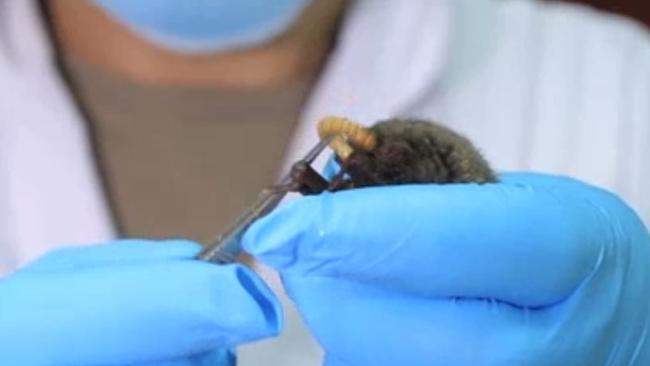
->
xmin=47 ymin=0 xmax=346 ymax=89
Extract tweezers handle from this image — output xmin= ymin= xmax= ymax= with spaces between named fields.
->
xmin=197 ymin=188 xmax=286 ymax=264
xmin=197 ymin=136 xmax=334 ymax=264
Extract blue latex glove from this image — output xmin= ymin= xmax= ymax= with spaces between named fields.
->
xmin=0 ymin=240 xmax=282 ymax=366
xmin=243 ymin=173 xmax=650 ymax=366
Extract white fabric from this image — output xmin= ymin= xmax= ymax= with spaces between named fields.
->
xmin=1 ymin=0 xmax=649 ymax=365
xmin=0 ymin=0 xmax=114 ymax=276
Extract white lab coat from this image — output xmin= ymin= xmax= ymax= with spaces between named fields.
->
xmin=1 ymin=0 xmax=649 ymax=365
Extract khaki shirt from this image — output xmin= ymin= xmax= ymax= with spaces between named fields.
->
xmin=61 ymin=57 xmax=314 ymax=244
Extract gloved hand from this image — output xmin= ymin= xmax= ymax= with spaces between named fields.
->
xmin=0 ymin=240 xmax=282 ymax=366
xmin=243 ymin=173 xmax=650 ymax=366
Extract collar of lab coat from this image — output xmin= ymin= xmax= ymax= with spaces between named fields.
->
xmin=0 ymin=0 xmax=450 ymax=272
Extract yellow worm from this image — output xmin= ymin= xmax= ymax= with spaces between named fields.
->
xmin=317 ymin=116 xmax=377 ymax=160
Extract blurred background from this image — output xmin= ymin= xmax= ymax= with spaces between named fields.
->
xmin=556 ymin=0 xmax=650 ymax=28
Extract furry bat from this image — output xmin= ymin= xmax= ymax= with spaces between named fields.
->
xmin=327 ymin=118 xmax=497 ymax=190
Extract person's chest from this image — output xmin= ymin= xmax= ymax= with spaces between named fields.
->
xmin=62 ymin=58 xmax=313 ymax=243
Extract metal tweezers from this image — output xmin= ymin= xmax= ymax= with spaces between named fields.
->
xmin=197 ymin=136 xmax=335 ymax=264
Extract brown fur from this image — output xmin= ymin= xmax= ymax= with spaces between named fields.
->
xmin=336 ymin=119 xmax=497 ymax=189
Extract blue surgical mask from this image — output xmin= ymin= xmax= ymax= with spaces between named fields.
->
xmin=89 ymin=0 xmax=312 ymax=53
